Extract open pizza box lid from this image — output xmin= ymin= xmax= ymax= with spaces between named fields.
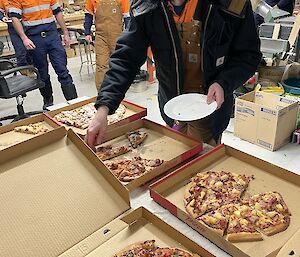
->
xmin=276 ymin=228 xmax=300 ymax=257
xmin=0 ymin=128 xmax=131 ymax=257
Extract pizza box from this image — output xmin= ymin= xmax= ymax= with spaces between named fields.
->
xmin=45 ymin=96 xmax=147 ymax=135
xmin=0 ymin=113 xmax=63 ymax=152
xmin=92 ymin=118 xmax=203 ymax=191
xmin=0 ymin=128 xmax=212 ymax=257
xmin=149 ymin=144 xmax=300 ymax=257
xmin=276 ymin=228 xmax=300 ymax=257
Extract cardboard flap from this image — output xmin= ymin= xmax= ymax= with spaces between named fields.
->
xmin=0 ymin=130 xmax=130 ymax=257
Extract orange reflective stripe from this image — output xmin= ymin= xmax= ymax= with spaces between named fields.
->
xmin=168 ymin=0 xmax=198 ymax=23
xmin=22 ymin=9 xmax=53 ymax=21
xmin=120 ymin=0 xmax=129 ymax=15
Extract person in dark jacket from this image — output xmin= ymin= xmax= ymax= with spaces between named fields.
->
xmin=85 ymin=0 xmax=262 ymax=149
xmin=254 ymin=0 xmax=295 ymax=27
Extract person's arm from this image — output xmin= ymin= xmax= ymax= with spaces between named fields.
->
xmin=85 ymin=12 xmax=149 ymax=149
xmin=210 ymin=1 xmax=262 ymax=98
xmin=55 ymin=12 xmax=70 ymax=47
xmin=276 ymin=0 xmax=294 ymax=10
xmin=50 ymin=0 xmax=70 ymax=47
xmin=11 ymin=17 xmax=36 ymax=48
xmin=84 ymin=0 xmax=94 ymax=41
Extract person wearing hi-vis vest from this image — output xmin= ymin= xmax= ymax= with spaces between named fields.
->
xmin=84 ymin=0 xmax=262 ymax=150
xmin=9 ymin=0 xmax=78 ymax=109
xmin=84 ymin=0 xmax=130 ymax=90
xmin=0 ymin=0 xmax=32 ymax=68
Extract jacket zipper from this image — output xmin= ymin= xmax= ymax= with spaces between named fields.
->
xmin=161 ymin=1 xmax=180 ymax=95
xmin=201 ymin=3 xmax=212 ymax=72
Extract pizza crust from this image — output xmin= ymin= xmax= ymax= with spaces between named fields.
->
xmin=261 ymin=220 xmax=290 ymax=236
xmin=198 ymin=220 xmax=226 ymax=236
xmin=226 ymin=231 xmax=263 ymax=242
xmin=113 ymin=240 xmax=155 ymax=257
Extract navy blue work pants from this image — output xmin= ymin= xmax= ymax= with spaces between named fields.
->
xmin=28 ymin=31 xmax=73 ymax=100
xmin=8 ymin=24 xmax=32 ymax=67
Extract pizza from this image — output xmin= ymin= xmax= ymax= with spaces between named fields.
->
xmin=184 ymin=171 xmax=291 ymax=242
xmin=14 ymin=122 xmax=50 ymax=135
xmin=105 ymin=156 xmax=164 ymax=182
xmin=126 ymin=130 xmax=148 ymax=148
xmin=54 ymin=103 xmax=127 ymax=129
xmin=112 ymin=240 xmax=200 ymax=257
xmin=96 ymin=145 xmax=131 ymax=161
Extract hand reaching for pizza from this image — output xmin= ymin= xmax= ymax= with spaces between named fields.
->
xmin=85 ymin=106 xmax=109 ymax=150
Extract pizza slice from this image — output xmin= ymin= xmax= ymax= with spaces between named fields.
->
xmin=105 ymin=160 xmax=132 ymax=178
xmin=96 ymin=145 xmax=130 ymax=161
xmin=113 ymin=240 xmax=156 ymax=257
xmin=118 ymin=160 xmax=147 ymax=182
xmin=133 ymin=156 xmax=164 ymax=168
xmin=242 ymin=191 xmax=290 ymax=216
xmin=153 ymin=247 xmax=200 ymax=257
xmin=255 ymin=209 xmax=291 ymax=236
xmin=126 ymin=130 xmax=148 ymax=148
xmin=226 ymin=204 xmax=263 ymax=242
xmin=197 ymin=209 xmax=229 ymax=236
xmin=14 ymin=122 xmax=50 ymax=135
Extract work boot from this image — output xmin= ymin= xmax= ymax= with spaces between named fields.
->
xmin=62 ymin=84 xmax=78 ymax=101
xmin=43 ymin=96 xmax=54 ymax=110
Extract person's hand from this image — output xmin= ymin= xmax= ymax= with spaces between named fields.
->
xmin=207 ymin=82 xmax=224 ymax=109
xmin=22 ymin=37 xmax=36 ymax=49
xmin=85 ymin=106 xmax=109 ymax=150
xmin=63 ymin=31 xmax=71 ymax=47
xmin=85 ymin=35 xmax=92 ymax=43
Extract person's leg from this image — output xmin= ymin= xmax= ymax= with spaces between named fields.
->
xmin=8 ymin=28 xmax=29 ymax=67
xmin=184 ymin=116 xmax=220 ymax=146
xmin=95 ymin=31 xmax=110 ymax=90
xmin=28 ymin=35 xmax=53 ymax=107
xmin=47 ymin=32 xmax=77 ymax=100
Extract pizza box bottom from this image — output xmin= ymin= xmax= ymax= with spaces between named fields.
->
xmin=0 ymin=128 xmax=211 ymax=257
xmin=59 ymin=207 xmax=214 ymax=257
xmin=150 ymin=145 xmax=300 ymax=257
xmin=0 ymin=113 xmax=61 ymax=151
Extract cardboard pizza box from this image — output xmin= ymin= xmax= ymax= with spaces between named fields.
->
xmin=150 ymin=144 xmax=300 ymax=257
xmin=276 ymin=228 xmax=300 ymax=257
xmin=93 ymin=119 xmax=203 ymax=191
xmin=0 ymin=129 xmax=212 ymax=257
xmin=45 ymin=97 xmax=147 ymax=135
xmin=0 ymin=113 xmax=63 ymax=152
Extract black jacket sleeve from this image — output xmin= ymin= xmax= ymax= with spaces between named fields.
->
xmin=95 ymin=13 xmax=149 ymax=114
xmin=213 ymin=1 xmax=262 ymax=97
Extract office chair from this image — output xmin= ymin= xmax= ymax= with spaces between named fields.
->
xmin=0 ymin=58 xmax=45 ymax=124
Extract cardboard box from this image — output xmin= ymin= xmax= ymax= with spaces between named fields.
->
xmin=97 ymin=119 xmax=203 ymax=191
xmin=234 ymin=91 xmax=298 ymax=151
xmin=150 ymin=144 xmax=300 ymax=257
xmin=45 ymin=97 xmax=147 ymax=135
xmin=0 ymin=114 xmax=63 ymax=151
xmin=0 ymin=129 xmax=212 ymax=257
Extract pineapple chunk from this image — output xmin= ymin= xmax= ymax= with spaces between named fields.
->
xmin=221 ymin=174 xmax=228 ymax=181
xmin=215 ymin=181 xmax=223 ymax=187
xmin=200 ymin=191 xmax=205 ymax=199
xmin=207 ymin=216 xmax=218 ymax=224
xmin=266 ymin=211 xmax=277 ymax=218
xmin=189 ymin=199 xmax=195 ymax=207
xmin=214 ymin=212 xmax=223 ymax=220
xmin=209 ymin=179 xmax=215 ymax=186
xmin=234 ymin=210 xmax=241 ymax=218
xmin=276 ymin=204 xmax=284 ymax=212
xmin=255 ymin=202 xmax=261 ymax=210
xmin=240 ymin=219 xmax=249 ymax=226
xmin=232 ymin=188 xmax=239 ymax=195
xmin=241 ymin=205 xmax=249 ymax=212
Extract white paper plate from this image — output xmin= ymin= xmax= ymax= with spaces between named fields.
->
xmin=164 ymin=93 xmax=217 ymax=121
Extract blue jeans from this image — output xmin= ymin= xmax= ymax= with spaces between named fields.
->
xmin=28 ymin=31 xmax=73 ymax=100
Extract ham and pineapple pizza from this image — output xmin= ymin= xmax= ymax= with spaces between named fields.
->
xmin=112 ymin=240 xmax=200 ymax=257
xmin=96 ymin=145 xmax=131 ymax=161
xmin=184 ymin=171 xmax=291 ymax=242
xmin=126 ymin=130 xmax=148 ymax=148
